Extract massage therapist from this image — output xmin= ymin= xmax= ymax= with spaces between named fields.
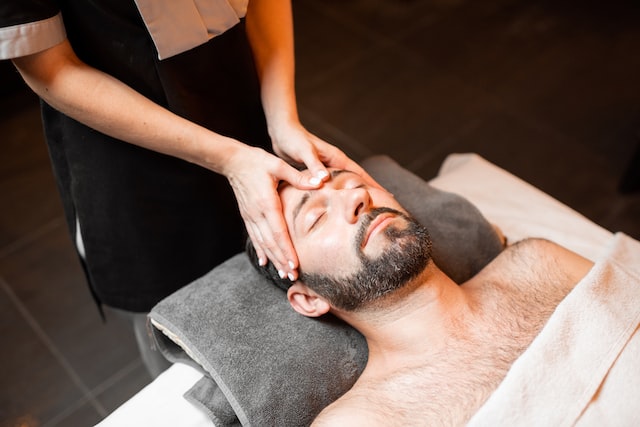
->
xmin=1 ymin=0 xmax=369 ymax=376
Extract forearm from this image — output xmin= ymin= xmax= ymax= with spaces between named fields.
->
xmin=12 ymin=40 xmax=243 ymax=175
xmin=13 ymin=33 xmax=318 ymax=280
xmin=245 ymin=0 xmax=299 ymax=135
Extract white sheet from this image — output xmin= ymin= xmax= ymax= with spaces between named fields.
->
xmin=430 ymin=153 xmax=613 ymax=260
xmin=96 ymin=153 xmax=619 ymax=426
xmin=95 ymin=363 xmax=214 ymax=427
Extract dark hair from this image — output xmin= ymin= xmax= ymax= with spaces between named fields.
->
xmin=245 ymin=239 xmax=293 ymax=292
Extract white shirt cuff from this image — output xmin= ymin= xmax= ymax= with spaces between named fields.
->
xmin=0 ymin=12 xmax=66 ymax=59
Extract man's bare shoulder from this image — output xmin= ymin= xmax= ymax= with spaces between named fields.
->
xmin=475 ymin=237 xmax=593 ymax=288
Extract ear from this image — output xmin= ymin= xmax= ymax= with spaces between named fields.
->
xmin=287 ymin=282 xmax=331 ymax=317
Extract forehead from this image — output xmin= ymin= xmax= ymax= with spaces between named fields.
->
xmin=278 ymin=169 xmax=353 ymax=189
xmin=279 ymin=169 xmax=360 ymax=219
xmin=278 ymin=168 xmax=360 ymax=195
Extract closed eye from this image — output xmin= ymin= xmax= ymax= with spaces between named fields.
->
xmin=308 ymin=184 xmax=363 ymax=231
xmin=308 ymin=211 xmax=326 ymax=232
xmin=343 ymin=181 xmax=366 ymax=190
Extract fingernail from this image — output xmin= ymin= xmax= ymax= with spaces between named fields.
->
xmin=259 ymin=257 xmax=266 ymax=266
xmin=288 ymin=272 xmax=295 ymax=281
xmin=278 ymin=269 xmax=286 ymax=279
xmin=309 ymin=176 xmax=321 ymax=186
xmin=318 ymin=170 xmax=329 ymax=179
xmin=288 ymin=260 xmax=295 ymax=269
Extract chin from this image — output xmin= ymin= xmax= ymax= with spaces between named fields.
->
xmin=361 ymin=233 xmax=405 ymax=263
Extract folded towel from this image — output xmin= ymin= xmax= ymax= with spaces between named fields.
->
xmin=151 ymin=259 xmax=366 ymax=426
xmin=149 ymin=155 xmax=505 ymax=426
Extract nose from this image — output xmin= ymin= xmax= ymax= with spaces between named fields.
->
xmin=341 ymin=187 xmax=371 ymax=224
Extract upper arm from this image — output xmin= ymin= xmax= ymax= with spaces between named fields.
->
xmin=11 ymin=39 xmax=85 ymax=104
xmin=12 ymin=38 xmax=76 ymax=82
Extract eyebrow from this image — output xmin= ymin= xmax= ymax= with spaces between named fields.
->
xmin=291 ymin=169 xmax=354 ymax=226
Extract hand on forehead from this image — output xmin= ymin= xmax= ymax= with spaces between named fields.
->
xmin=278 ymin=169 xmax=360 ymax=229
xmin=278 ymin=168 xmax=366 ymax=209
xmin=278 ymin=168 xmax=356 ymax=190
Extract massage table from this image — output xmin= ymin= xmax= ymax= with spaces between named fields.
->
xmin=96 ymin=153 xmax=639 ymax=426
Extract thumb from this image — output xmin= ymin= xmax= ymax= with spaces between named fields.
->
xmin=296 ymin=152 xmax=330 ymax=188
xmin=276 ymin=162 xmax=328 ymax=190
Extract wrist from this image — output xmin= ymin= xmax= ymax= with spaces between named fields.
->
xmin=189 ymin=126 xmax=245 ymax=176
xmin=266 ymin=111 xmax=301 ymax=141
xmin=261 ymin=85 xmax=300 ymax=138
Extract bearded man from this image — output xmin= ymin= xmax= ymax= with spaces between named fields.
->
xmin=248 ymin=168 xmax=593 ymax=426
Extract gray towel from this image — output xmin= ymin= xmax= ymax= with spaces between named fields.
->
xmin=151 ymin=257 xmax=366 ymax=426
xmin=149 ymin=155 xmax=504 ymax=426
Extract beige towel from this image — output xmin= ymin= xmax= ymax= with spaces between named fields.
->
xmin=468 ymin=233 xmax=640 ymax=426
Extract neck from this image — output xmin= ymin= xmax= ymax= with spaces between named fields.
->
xmin=340 ymin=263 xmax=475 ymax=374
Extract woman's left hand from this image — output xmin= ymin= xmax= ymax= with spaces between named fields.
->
xmin=270 ymin=121 xmax=381 ymax=189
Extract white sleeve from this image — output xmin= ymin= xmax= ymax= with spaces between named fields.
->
xmin=0 ymin=12 xmax=66 ymax=59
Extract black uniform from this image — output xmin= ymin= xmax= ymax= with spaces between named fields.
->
xmin=1 ymin=0 xmax=270 ymax=311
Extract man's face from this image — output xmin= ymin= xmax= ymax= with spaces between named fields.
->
xmin=280 ymin=169 xmax=432 ymax=311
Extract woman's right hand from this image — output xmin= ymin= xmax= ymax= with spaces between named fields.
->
xmin=223 ymin=144 xmax=325 ymax=282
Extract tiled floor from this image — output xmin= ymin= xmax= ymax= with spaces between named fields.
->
xmin=1 ymin=0 xmax=639 ymax=425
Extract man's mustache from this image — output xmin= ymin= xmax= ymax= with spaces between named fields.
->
xmin=356 ymin=207 xmax=407 ymax=248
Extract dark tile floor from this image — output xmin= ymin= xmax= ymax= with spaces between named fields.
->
xmin=1 ymin=0 xmax=639 ymax=425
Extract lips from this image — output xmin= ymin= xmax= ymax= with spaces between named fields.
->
xmin=361 ymin=213 xmax=395 ymax=249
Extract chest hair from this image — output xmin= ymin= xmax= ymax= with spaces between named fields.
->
xmin=346 ymin=238 xmax=582 ymax=426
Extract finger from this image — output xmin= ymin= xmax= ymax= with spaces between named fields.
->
xmin=258 ymin=220 xmax=298 ymax=281
xmin=245 ymin=223 xmax=267 ymax=267
xmin=265 ymin=208 xmax=299 ymax=279
xmin=251 ymin=192 xmax=299 ymax=280
xmin=295 ymin=147 xmax=330 ymax=187
xmin=354 ymin=167 xmax=384 ymax=190
xmin=274 ymin=160 xmax=325 ymax=190
xmin=320 ymin=148 xmax=384 ymax=190
xmin=252 ymin=222 xmax=285 ymax=274
xmin=238 ymin=190 xmax=285 ymax=271
xmin=315 ymin=138 xmax=352 ymax=166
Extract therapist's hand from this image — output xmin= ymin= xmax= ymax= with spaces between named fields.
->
xmin=270 ymin=121 xmax=381 ymax=190
xmin=224 ymin=144 xmax=324 ymax=282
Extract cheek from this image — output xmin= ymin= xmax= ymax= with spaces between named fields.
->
xmin=297 ymin=231 xmax=360 ymax=277
xmin=370 ymin=191 xmax=404 ymax=212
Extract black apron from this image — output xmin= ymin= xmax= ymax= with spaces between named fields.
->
xmin=4 ymin=0 xmax=270 ymax=311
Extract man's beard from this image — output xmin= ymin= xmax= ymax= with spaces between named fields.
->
xmin=300 ymin=207 xmax=432 ymax=311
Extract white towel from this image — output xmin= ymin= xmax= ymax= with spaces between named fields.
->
xmin=468 ymin=233 xmax=640 ymax=426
